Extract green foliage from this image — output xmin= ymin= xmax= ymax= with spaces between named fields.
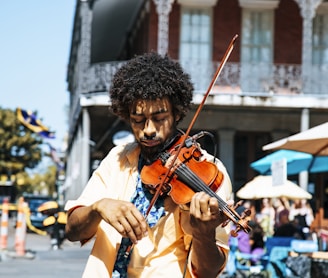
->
xmin=32 ymin=165 xmax=57 ymax=194
xmin=14 ymin=165 xmax=57 ymax=197
xmin=0 ymin=108 xmax=43 ymax=174
xmin=0 ymin=108 xmax=49 ymax=195
xmin=0 ymin=107 xmax=61 ymax=199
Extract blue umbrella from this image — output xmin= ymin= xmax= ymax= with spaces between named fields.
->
xmin=251 ymin=149 xmax=328 ymax=175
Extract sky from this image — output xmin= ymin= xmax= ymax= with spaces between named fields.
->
xmin=0 ymin=1 xmax=76 ymax=151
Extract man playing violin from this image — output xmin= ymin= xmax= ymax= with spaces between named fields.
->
xmin=65 ymin=52 xmax=233 ymax=278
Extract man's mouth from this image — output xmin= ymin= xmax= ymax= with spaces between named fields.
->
xmin=140 ymin=139 xmax=161 ymax=148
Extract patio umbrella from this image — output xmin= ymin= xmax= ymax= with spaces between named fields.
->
xmin=236 ymin=175 xmax=312 ymax=200
xmin=262 ymin=122 xmax=328 ymax=156
xmin=250 ymin=149 xmax=328 ymax=175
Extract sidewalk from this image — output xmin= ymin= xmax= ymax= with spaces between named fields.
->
xmin=0 ymin=218 xmax=92 ymax=278
xmin=1 ymin=218 xmax=53 ymax=258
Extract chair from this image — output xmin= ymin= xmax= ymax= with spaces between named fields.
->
xmin=264 ymin=236 xmax=294 ymax=255
xmin=285 ymin=239 xmax=319 ymax=277
xmin=260 ymin=237 xmax=294 ymax=278
xmin=267 ymin=246 xmax=292 ymax=278
xmin=225 ymin=236 xmax=295 ymax=278
xmin=225 ymin=236 xmax=268 ymax=277
xmin=290 ymin=239 xmax=318 ymax=253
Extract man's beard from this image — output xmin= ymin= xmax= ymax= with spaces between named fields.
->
xmin=140 ymin=142 xmax=165 ymax=163
xmin=138 ymin=128 xmax=179 ymax=163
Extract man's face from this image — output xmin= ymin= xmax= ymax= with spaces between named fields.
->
xmin=129 ymin=98 xmax=178 ymax=161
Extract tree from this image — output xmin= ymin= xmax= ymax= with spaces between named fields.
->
xmin=29 ymin=165 xmax=57 ymax=196
xmin=0 ymin=108 xmax=44 ymax=193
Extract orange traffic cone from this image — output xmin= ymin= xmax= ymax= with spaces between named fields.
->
xmin=0 ymin=197 xmax=9 ymax=250
xmin=15 ymin=197 xmax=27 ymax=256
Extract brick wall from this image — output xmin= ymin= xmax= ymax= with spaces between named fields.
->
xmin=274 ymin=0 xmax=302 ymax=64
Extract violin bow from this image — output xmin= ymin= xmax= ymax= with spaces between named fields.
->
xmin=146 ymin=34 xmax=239 ymax=216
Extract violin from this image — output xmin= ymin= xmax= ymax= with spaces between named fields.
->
xmin=141 ymin=133 xmax=251 ymax=236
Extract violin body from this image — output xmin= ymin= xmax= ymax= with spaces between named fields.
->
xmin=141 ymin=134 xmax=251 ymax=236
xmin=141 ymin=135 xmax=223 ymax=205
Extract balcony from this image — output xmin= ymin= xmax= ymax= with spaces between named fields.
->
xmin=81 ymin=61 xmax=328 ymax=97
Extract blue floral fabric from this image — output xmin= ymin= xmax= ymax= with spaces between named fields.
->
xmin=112 ymin=171 xmax=165 ymax=277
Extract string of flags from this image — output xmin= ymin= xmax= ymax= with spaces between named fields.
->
xmin=16 ymin=108 xmax=64 ymax=170
xmin=46 ymin=143 xmax=64 ymax=170
xmin=16 ymin=107 xmax=55 ymax=139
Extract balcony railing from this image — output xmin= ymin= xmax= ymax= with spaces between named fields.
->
xmin=83 ymin=61 xmax=328 ymax=96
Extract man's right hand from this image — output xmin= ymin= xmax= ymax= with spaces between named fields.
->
xmin=93 ymin=198 xmax=148 ymax=244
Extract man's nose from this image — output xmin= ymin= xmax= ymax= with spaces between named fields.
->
xmin=144 ymin=120 xmax=156 ymax=138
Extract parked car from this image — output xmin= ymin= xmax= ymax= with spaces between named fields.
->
xmin=23 ymin=194 xmax=53 ymax=230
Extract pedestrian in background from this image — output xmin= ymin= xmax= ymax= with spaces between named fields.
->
xmin=256 ymin=198 xmax=275 ymax=238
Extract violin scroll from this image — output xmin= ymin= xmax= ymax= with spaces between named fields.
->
xmin=221 ymin=202 xmax=252 ymax=237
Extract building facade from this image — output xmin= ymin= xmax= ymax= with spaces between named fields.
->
xmin=64 ymin=0 xmax=328 ymax=228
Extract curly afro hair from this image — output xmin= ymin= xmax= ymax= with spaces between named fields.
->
xmin=109 ymin=52 xmax=194 ymax=123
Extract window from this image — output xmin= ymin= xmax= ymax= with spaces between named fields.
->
xmin=313 ymin=14 xmax=328 ymax=65
xmin=240 ymin=9 xmax=274 ymax=92
xmin=180 ymin=7 xmax=212 ymax=62
xmin=241 ymin=9 xmax=273 ymax=63
xmin=179 ymin=7 xmax=212 ymax=91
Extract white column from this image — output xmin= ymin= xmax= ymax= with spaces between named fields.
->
xmin=300 ymin=108 xmax=310 ymax=131
xmin=294 ymin=0 xmax=322 ymax=93
xmin=153 ymin=0 xmax=174 ymax=55
xmin=218 ymin=129 xmax=235 ymax=179
xmin=81 ymin=108 xmax=91 ymax=191
xmin=299 ymin=108 xmax=310 ymax=190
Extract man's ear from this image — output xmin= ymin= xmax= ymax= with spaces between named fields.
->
xmin=175 ymin=114 xmax=181 ymax=122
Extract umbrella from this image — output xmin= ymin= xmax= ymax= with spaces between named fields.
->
xmin=250 ymin=149 xmax=328 ymax=175
xmin=262 ymin=122 xmax=328 ymax=156
xmin=236 ymin=175 xmax=312 ymax=200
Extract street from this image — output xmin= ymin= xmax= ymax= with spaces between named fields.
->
xmin=0 ymin=219 xmax=92 ymax=277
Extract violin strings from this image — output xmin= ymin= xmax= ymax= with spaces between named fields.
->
xmin=176 ymin=163 xmax=237 ymax=221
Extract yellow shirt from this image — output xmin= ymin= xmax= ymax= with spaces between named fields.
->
xmin=65 ymin=142 xmax=232 ymax=278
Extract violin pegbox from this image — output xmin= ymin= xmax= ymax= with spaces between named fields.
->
xmin=221 ymin=201 xmax=252 ymax=237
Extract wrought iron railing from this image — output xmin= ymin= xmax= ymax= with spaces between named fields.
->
xmin=83 ymin=61 xmax=328 ymax=96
